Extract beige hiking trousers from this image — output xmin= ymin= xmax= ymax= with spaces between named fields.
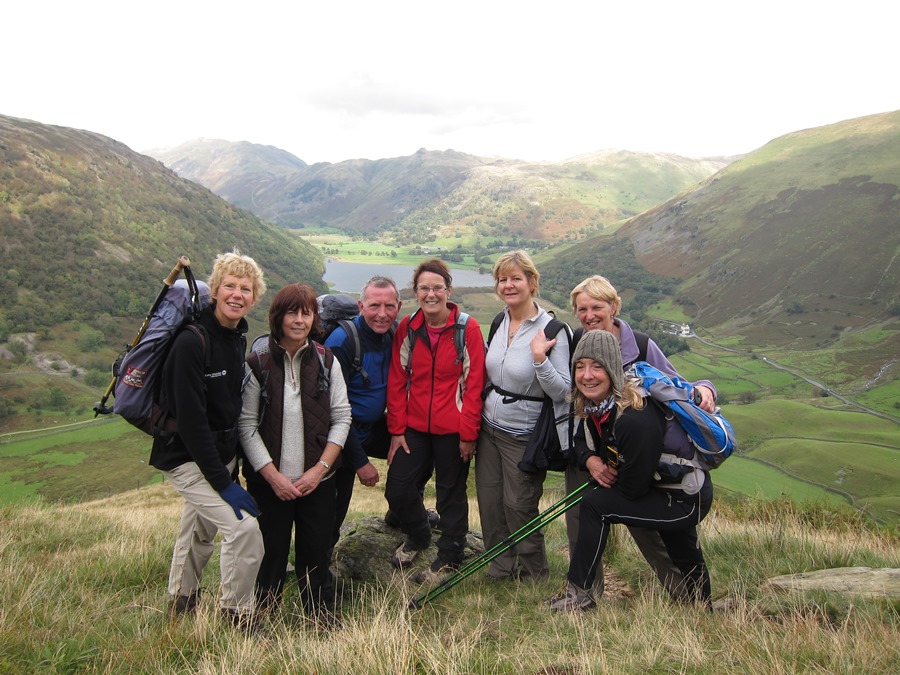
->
xmin=164 ymin=459 xmax=263 ymax=612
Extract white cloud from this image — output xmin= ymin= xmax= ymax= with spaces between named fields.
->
xmin=2 ymin=0 xmax=897 ymax=163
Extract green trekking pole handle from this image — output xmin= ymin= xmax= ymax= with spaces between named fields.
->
xmin=93 ymin=256 xmax=192 ymax=416
xmin=410 ymin=481 xmax=594 ymax=609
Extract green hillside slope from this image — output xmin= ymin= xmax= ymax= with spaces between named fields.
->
xmin=0 ymin=115 xmax=326 ymax=335
xmin=539 ymin=111 xmax=900 ymax=354
xmin=626 ymin=111 xmax=900 ymax=343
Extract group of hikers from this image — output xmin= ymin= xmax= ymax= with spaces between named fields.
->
xmin=151 ymin=248 xmax=718 ymax=633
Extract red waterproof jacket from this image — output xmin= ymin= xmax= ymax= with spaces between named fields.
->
xmin=387 ymin=302 xmax=486 ymax=441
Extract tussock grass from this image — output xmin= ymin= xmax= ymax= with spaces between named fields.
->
xmin=1 ymin=481 xmax=898 ymax=674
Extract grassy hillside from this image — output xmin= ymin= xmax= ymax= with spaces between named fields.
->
xmin=0 ymin=114 xmax=326 ymax=338
xmin=535 ymin=112 xmax=900 ymax=403
xmin=0 ymin=114 xmax=331 ymax=435
xmin=623 ymin=110 xmax=900 ymax=345
xmin=0 ymin=479 xmax=896 ymax=673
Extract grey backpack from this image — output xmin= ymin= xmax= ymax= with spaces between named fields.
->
xmin=112 ymin=277 xmax=210 ymax=434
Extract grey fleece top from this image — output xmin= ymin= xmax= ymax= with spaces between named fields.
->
xmin=482 ymin=303 xmax=571 ymax=436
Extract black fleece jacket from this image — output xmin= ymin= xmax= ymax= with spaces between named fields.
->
xmin=149 ymin=305 xmax=248 ymax=492
xmin=575 ymin=401 xmax=666 ymax=500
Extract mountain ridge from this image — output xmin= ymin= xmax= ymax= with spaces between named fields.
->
xmin=150 ymin=141 xmax=729 ymax=242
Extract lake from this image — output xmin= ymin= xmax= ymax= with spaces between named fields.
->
xmin=323 ymin=259 xmax=495 ymax=293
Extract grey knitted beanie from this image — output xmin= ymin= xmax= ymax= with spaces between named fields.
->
xmin=571 ymin=329 xmax=624 ymax=394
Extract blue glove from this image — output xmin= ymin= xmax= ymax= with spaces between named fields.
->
xmin=219 ymin=483 xmax=260 ymax=520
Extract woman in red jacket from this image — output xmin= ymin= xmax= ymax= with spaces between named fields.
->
xmin=385 ymin=259 xmax=486 ymax=583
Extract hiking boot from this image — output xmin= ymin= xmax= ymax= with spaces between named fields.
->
xmin=385 ymin=508 xmax=440 ymax=530
xmin=221 ymin=607 xmax=266 ymax=636
xmin=167 ymin=590 xmax=199 ymax=617
xmin=547 ymin=581 xmax=596 ymax=612
xmin=413 ymin=560 xmax=455 ymax=585
xmin=426 ymin=509 xmax=440 ymax=529
xmin=392 ymin=542 xmax=424 ymax=568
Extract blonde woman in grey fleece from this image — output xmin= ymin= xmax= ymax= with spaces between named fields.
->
xmin=475 ymin=250 xmax=571 ymax=581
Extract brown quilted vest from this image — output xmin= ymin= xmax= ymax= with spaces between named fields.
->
xmin=242 ymin=336 xmax=338 ymax=486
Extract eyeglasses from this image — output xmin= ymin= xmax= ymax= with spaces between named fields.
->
xmin=416 ymin=285 xmax=447 ymax=294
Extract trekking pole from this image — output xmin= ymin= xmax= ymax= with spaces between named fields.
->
xmin=93 ymin=256 xmax=193 ymax=417
xmin=409 ymin=481 xmax=594 ymax=609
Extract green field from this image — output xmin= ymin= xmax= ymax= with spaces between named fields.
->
xmin=671 ymin=352 xmax=802 ymax=398
xmin=856 ymin=377 xmax=900 ymax=412
xmin=0 ymin=418 xmax=158 ymax=505
xmin=296 ymin=232 xmax=489 ymax=270
xmin=724 ymin=399 xmax=899 ymax=446
xmin=751 ymin=439 xmax=898 ymax=518
xmin=709 ymin=399 xmax=899 ymax=523
xmin=712 ymin=455 xmax=850 ymax=507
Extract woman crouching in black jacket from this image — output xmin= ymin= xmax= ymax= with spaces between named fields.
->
xmin=547 ymin=330 xmax=713 ymax=612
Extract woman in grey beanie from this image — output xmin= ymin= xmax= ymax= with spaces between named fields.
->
xmin=565 ymin=274 xmax=720 ymax=601
xmin=547 ymin=330 xmax=713 ymax=612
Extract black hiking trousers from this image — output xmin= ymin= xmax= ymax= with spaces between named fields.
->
xmin=568 ymin=477 xmax=713 ymax=607
xmin=384 ymin=428 xmax=469 ymax=566
xmin=331 ymin=417 xmax=392 ymax=552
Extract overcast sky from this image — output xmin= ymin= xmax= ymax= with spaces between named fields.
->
xmin=3 ymin=1 xmax=897 ymax=164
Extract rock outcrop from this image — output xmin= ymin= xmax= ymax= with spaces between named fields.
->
xmin=332 ymin=516 xmax=485 ymax=583
xmin=760 ymin=567 xmax=900 ymax=599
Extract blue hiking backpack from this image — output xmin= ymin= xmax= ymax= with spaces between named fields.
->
xmin=629 ymin=361 xmax=737 ymax=470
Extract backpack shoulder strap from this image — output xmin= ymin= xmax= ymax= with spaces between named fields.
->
xmin=153 ymin=322 xmax=209 ymax=432
xmin=634 ymin=331 xmax=650 ymax=363
xmin=243 ymin=334 xmax=271 ymax=430
xmin=183 ymin=322 xmax=210 ymax=369
xmin=312 ymin=340 xmax=332 ymax=396
xmin=486 ymin=311 xmax=505 ymax=347
xmin=454 ymin=312 xmax=470 ymax=365
xmin=403 ymin=309 xmax=420 ymax=356
xmin=543 ymin=318 xmax=574 ymax=352
xmin=337 ymin=318 xmax=369 ymax=385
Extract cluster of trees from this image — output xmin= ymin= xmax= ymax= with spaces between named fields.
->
xmin=321 ymin=247 xmax=398 ymax=257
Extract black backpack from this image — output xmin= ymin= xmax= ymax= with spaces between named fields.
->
xmin=317 ymin=293 xmax=359 ymax=341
